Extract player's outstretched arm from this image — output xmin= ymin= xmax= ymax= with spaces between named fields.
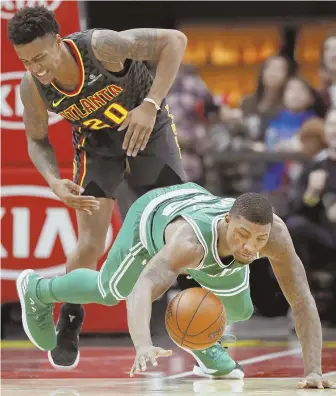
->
xmin=263 ymin=216 xmax=335 ymax=389
xmin=91 ymin=28 xmax=187 ymax=156
xmin=126 ymin=221 xmax=203 ymax=377
xmin=20 ymin=73 xmax=100 ymax=214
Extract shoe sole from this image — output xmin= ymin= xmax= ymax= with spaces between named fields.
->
xmin=193 ymin=365 xmax=244 ymax=379
xmin=175 ymin=343 xmax=244 ymax=379
xmin=16 ymin=269 xmax=46 ymax=351
xmin=48 ymin=350 xmax=80 ymax=370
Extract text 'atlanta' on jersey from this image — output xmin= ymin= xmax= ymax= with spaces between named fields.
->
xmin=32 ymin=29 xmax=185 ymax=198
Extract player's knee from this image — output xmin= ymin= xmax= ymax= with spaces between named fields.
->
xmin=240 ymin=300 xmax=254 ymax=321
xmin=101 ymin=294 xmax=118 ymax=306
xmin=227 ymin=299 xmax=254 ymax=324
xmin=77 ymin=240 xmax=106 ymax=262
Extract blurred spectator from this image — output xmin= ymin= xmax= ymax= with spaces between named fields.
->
xmin=299 ymin=117 xmax=328 ymax=158
xmin=205 ymin=56 xmax=297 ymax=196
xmin=286 ymin=108 xmax=336 ymax=275
xmin=319 ymin=34 xmax=336 ymax=108
xmin=284 ymin=117 xmax=328 ymax=188
xmin=239 ymin=55 xmax=297 ymax=142
xmin=167 ymin=64 xmax=219 ymax=185
xmin=262 ymin=77 xmax=327 ymax=192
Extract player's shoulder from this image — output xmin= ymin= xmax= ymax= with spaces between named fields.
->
xmin=64 ymin=30 xmax=89 ymax=40
xmin=20 ymin=72 xmax=38 ymax=102
xmin=165 ymin=217 xmax=204 ymax=254
xmin=262 ymin=214 xmax=291 ymax=258
xmin=20 ymin=71 xmax=30 ymax=88
xmin=63 ymin=30 xmax=93 ymax=48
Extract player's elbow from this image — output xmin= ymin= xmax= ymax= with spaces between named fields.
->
xmin=160 ymin=30 xmax=187 ymax=52
xmin=171 ymin=30 xmax=187 ymax=51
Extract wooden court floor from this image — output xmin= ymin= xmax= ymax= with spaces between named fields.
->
xmin=2 ymin=340 xmax=336 ymax=395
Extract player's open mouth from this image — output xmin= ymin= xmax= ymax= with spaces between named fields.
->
xmin=36 ymin=70 xmax=48 ymax=77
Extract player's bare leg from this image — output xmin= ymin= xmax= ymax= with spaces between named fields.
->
xmin=48 ymin=198 xmax=114 ymax=370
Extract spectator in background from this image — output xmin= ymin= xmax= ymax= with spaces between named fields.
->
xmin=239 ymin=55 xmax=297 ymax=142
xmin=319 ymin=34 xmax=336 ymax=109
xmin=283 ymin=117 xmax=328 ymax=189
xmin=166 ymin=64 xmax=218 ymax=185
xmin=262 ymin=76 xmax=327 ymax=192
xmin=286 ymin=108 xmax=336 ymax=276
xmin=299 ymin=117 xmax=328 ymax=159
xmin=206 ymin=56 xmax=297 ymax=197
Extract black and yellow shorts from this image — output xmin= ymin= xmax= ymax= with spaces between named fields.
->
xmin=72 ymin=118 xmax=185 ymax=199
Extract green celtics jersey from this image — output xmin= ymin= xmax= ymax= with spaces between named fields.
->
xmin=102 ymin=182 xmax=253 ymax=304
xmin=138 ymin=182 xmax=254 ymax=294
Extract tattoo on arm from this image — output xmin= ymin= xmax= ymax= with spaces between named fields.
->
xmin=20 ymin=74 xmax=60 ymax=184
xmin=126 ymin=250 xmax=179 ymax=348
xmin=92 ymin=29 xmax=158 ymax=63
xmin=143 ymin=255 xmax=178 ymax=301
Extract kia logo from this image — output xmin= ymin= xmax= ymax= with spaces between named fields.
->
xmin=1 ymin=1 xmax=62 ymax=19
xmin=1 ymin=185 xmax=113 ymax=280
xmin=1 ymin=71 xmax=63 ymax=130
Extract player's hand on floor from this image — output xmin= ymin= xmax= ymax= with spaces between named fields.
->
xmin=51 ymin=179 xmax=100 ymax=215
xmin=119 ymin=101 xmax=157 ymax=157
xmin=296 ymin=373 xmax=336 ymax=389
xmin=130 ymin=345 xmax=172 ymax=377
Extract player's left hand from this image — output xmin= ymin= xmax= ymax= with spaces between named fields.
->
xmin=296 ymin=373 xmax=336 ymax=389
xmin=129 ymin=345 xmax=172 ymax=377
xmin=119 ymin=101 xmax=158 ymax=157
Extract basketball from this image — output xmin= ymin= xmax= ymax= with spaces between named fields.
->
xmin=165 ymin=288 xmax=226 ymax=350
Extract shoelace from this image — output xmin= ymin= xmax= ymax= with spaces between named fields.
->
xmin=205 ymin=344 xmax=222 ymax=361
xmin=27 ymin=305 xmax=53 ymax=330
xmin=202 ymin=335 xmax=237 ymax=361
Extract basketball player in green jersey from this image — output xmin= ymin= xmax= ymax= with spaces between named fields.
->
xmin=8 ymin=6 xmax=187 ymax=369
xmin=17 ymin=183 xmax=334 ymax=388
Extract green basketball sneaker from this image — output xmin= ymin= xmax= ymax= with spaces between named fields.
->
xmin=16 ymin=269 xmax=56 ymax=351
xmin=187 ymin=342 xmax=244 ymax=379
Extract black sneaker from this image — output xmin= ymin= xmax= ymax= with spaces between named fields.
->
xmin=48 ymin=303 xmax=85 ymax=370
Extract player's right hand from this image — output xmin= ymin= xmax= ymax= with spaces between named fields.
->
xmin=130 ymin=345 xmax=172 ymax=377
xmin=50 ymin=179 xmax=100 ymax=215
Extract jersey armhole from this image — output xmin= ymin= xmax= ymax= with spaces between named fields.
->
xmin=181 ymin=215 xmax=208 ymax=271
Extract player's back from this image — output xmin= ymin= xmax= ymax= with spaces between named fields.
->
xmin=140 ymin=182 xmax=252 ymax=291
xmin=141 ymin=182 xmax=234 ymax=258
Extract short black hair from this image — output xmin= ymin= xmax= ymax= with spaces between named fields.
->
xmin=7 ymin=6 xmax=60 ymax=45
xmin=230 ymin=193 xmax=273 ymax=225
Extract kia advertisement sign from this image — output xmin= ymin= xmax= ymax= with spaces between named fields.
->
xmin=1 ymin=2 xmax=128 ymax=333
xmin=1 ymin=169 xmax=127 ymax=333
xmin=1 ymin=71 xmax=64 ymax=130
xmin=1 ymin=185 xmax=113 ymax=280
xmin=1 ymin=0 xmax=79 ymax=166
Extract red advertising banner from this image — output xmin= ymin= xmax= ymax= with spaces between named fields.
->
xmin=1 ymin=0 xmax=80 ymax=167
xmin=1 ymin=1 xmax=128 ymax=333
xmin=1 ymin=168 xmax=128 ymax=333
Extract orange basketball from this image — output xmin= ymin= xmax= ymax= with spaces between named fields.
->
xmin=165 ymin=288 xmax=226 ymax=350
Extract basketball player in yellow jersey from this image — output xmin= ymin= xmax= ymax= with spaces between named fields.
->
xmin=8 ymin=6 xmax=187 ymax=369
